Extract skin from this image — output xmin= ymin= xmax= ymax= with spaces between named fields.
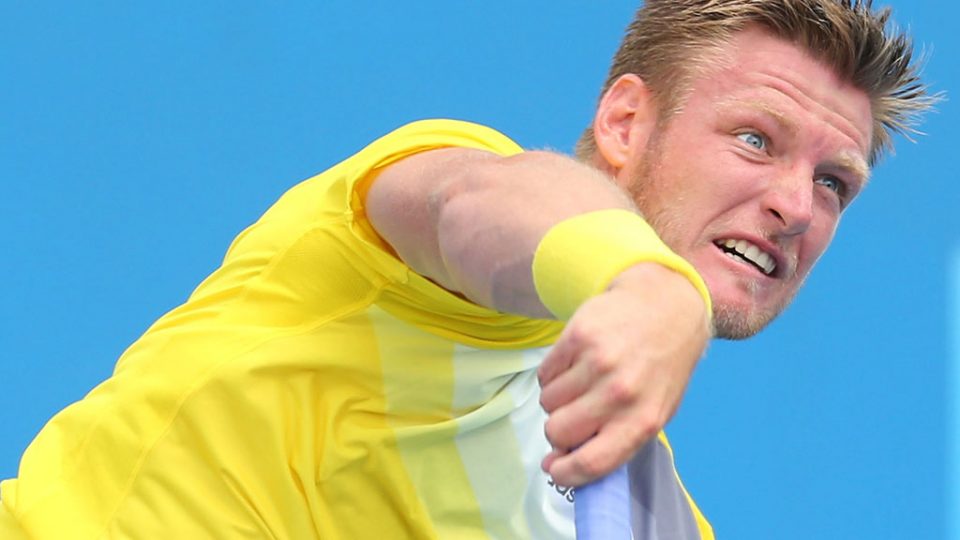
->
xmin=607 ymin=27 xmax=873 ymax=339
xmin=366 ymin=26 xmax=872 ymax=487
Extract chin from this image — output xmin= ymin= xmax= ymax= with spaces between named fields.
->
xmin=711 ymin=302 xmax=780 ymax=340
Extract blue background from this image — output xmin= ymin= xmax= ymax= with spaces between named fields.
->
xmin=2 ymin=2 xmax=957 ymax=538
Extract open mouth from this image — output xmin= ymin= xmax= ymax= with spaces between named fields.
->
xmin=714 ymin=238 xmax=777 ymax=276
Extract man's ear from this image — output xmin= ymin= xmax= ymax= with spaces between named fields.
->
xmin=592 ymin=74 xmax=658 ymax=171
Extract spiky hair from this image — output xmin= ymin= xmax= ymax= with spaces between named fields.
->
xmin=576 ymin=0 xmax=939 ymax=165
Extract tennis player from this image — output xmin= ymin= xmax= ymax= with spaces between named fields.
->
xmin=1 ymin=1 xmax=934 ymax=539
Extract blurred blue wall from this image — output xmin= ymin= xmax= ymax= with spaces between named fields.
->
xmin=2 ymin=2 xmax=956 ymax=538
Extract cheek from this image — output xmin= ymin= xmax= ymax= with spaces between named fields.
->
xmin=800 ymin=221 xmax=839 ymax=271
xmin=685 ymin=149 xmax=763 ymax=200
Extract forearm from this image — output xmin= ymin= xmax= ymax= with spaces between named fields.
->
xmin=367 ymin=148 xmax=637 ymax=318
xmin=437 ymin=152 xmax=644 ymax=316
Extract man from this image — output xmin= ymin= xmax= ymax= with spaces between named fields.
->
xmin=0 ymin=1 xmax=934 ymax=539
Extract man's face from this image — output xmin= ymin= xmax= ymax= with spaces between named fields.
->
xmin=623 ymin=28 xmax=873 ymax=339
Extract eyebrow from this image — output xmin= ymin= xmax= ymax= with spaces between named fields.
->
xmin=715 ymin=99 xmax=799 ymax=136
xmin=715 ymin=99 xmax=871 ymax=186
xmin=833 ymin=152 xmax=871 ymax=188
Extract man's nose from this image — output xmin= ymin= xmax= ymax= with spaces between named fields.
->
xmin=764 ymin=165 xmax=814 ymax=236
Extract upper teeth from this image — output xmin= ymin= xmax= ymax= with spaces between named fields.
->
xmin=718 ymin=238 xmax=776 ymax=275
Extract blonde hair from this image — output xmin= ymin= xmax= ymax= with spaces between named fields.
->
xmin=575 ymin=0 xmax=939 ymax=166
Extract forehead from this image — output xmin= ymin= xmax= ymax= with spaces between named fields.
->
xmin=684 ymin=27 xmax=874 ymax=157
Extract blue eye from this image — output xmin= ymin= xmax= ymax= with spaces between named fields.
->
xmin=815 ymin=175 xmax=842 ymax=194
xmin=737 ymin=132 xmax=766 ymax=150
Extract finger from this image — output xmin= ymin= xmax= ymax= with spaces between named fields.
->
xmin=539 ymin=352 xmax=594 ymax=412
xmin=547 ymin=418 xmax=640 ymax=487
xmin=543 ymin=388 xmax=606 ymax=450
xmin=540 ymin=447 xmax=568 ymax=473
xmin=537 ymin=328 xmax=578 ymax=386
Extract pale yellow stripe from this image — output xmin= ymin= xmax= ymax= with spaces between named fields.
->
xmin=371 ymin=306 xmax=489 ymax=539
xmin=451 ymin=345 xmax=532 ymax=539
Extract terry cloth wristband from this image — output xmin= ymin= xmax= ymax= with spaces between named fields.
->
xmin=532 ymin=209 xmax=712 ymax=320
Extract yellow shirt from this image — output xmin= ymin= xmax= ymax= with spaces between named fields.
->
xmin=1 ymin=119 xmax=713 ymax=539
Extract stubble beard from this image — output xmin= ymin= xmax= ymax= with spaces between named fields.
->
xmin=625 ymin=141 xmax=796 ymax=341
xmin=711 ymin=299 xmax=792 ymax=340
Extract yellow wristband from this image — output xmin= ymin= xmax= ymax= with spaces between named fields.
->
xmin=531 ymin=209 xmax=712 ymax=320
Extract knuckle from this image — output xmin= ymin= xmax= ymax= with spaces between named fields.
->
xmin=585 ymin=348 xmax=616 ymax=374
xmin=605 ymin=377 xmax=638 ymax=405
xmin=574 ymin=451 xmax=607 ymax=479
xmin=565 ymin=324 xmax=593 ymax=348
xmin=633 ymin=408 xmax=666 ymax=440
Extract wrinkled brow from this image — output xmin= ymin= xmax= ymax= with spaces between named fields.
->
xmin=714 ymin=99 xmax=870 ymax=185
xmin=715 ymin=99 xmax=799 ymax=136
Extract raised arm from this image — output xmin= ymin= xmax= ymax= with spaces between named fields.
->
xmin=366 ymin=146 xmax=711 ymax=486
xmin=367 ymin=148 xmax=637 ymax=317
